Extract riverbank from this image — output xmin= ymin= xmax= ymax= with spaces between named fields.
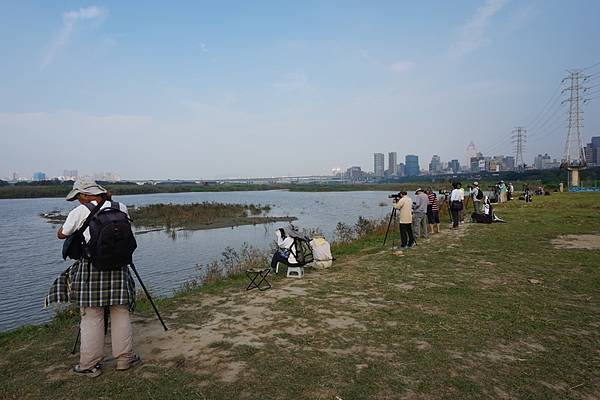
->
xmin=1 ymin=193 xmax=599 ymax=399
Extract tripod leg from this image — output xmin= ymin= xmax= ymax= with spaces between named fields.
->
xmin=383 ymin=207 xmax=396 ymax=247
xmin=71 ymin=326 xmax=80 ymax=355
xmin=130 ymin=264 xmax=168 ymax=331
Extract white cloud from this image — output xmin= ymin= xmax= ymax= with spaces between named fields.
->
xmin=41 ymin=6 xmax=107 ymax=69
xmin=198 ymin=42 xmax=208 ymax=53
xmin=451 ymin=0 xmax=509 ymax=57
xmin=387 ymin=61 xmax=416 ymax=74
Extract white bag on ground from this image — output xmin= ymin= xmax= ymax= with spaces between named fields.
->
xmin=310 ymin=236 xmax=333 ymax=269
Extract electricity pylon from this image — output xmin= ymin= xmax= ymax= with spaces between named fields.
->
xmin=561 ymin=70 xmax=589 ymax=187
xmin=511 ymin=127 xmax=526 ymax=171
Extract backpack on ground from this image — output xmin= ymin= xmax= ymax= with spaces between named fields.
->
xmin=290 ymin=236 xmax=314 ymax=266
xmin=310 ymin=236 xmax=333 ymax=269
xmin=84 ymin=201 xmax=137 ymax=271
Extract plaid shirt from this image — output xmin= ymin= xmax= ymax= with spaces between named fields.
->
xmin=45 ymin=259 xmax=136 ymax=310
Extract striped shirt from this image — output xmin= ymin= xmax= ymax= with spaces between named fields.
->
xmin=427 ymin=192 xmax=439 ymax=212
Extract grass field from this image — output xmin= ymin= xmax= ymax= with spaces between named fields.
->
xmin=1 ymin=193 xmax=599 ymax=399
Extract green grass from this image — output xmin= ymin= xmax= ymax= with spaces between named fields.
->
xmin=1 ymin=193 xmax=599 ymax=399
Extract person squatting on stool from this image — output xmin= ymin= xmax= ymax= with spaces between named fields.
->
xmin=270 ymin=228 xmax=297 ymax=273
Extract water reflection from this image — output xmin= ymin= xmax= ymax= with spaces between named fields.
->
xmin=0 ymin=190 xmax=407 ymax=331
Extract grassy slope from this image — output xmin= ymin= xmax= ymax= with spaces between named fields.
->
xmin=1 ymin=193 xmax=599 ymax=399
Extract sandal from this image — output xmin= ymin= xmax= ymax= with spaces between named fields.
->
xmin=72 ymin=364 xmax=102 ymax=378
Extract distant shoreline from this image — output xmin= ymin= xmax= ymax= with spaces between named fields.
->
xmin=3 ymin=166 xmax=599 ymax=199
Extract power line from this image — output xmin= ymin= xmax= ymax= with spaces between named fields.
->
xmin=582 ymin=60 xmax=600 ymax=71
xmin=524 ymin=82 xmax=562 ymax=130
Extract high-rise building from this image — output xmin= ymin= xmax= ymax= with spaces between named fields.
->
xmin=388 ymin=152 xmax=398 ymax=176
xmin=374 ymin=153 xmax=385 ymax=177
xmin=405 ymin=155 xmax=420 ymax=177
xmin=428 ymin=155 xmax=442 ymax=175
xmin=33 ymin=172 xmax=46 ymax=181
xmin=534 ymin=153 xmax=559 ymax=170
xmin=466 ymin=141 xmax=477 ymax=165
xmin=397 ymin=163 xmax=405 ymax=177
xmin=470 ymin=153 xmax=485 ymax=172
xmin=584 ymin=136 xmax=600 ymax=166
xmin=449 ymin=160 xmax=460 ymax=174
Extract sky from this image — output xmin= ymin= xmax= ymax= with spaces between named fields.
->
xmin=1 ymin=0 xmax=599 ymax=180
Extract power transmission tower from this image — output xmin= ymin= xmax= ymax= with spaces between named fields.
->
xmin=511 ymin=127 xmax=526 ymax=171
xmin=560 ymin=70 xmax=590 ymax=186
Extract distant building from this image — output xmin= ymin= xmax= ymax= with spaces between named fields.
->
xmin=374 ymin=153 xmax=385 ymax=177
xmin=346 ymin=166 xmax=365 ymax=181
xmin=503 ymin=156 xmax=515 ymax=171
xmin=534 ymin=153 xmax=560 ymax=170
xmin=33 ymin=172 xmax=46 ymax=181
xmin=428 ymin=155 xmax=442 ymax=175
xmin=397 ymin=163 xmax=405 ymax=177
xmin=449 ymin=159 xmax=460 ymax=174
xmin=94 ymin=171 xmax=121 ymax=182
xmin=63 ymin=169 xmax=78 ymax=181
xmin=405 ymin=155 xmax=420 ymax=177
xmin=584 ymin=136 xmax=600 ymax=166
xmin=388 ymin=152 xmax=398 ymax=176
xmin=466 ymin=141 xmax=477 ymax=165
xmin=470 ymin=153 xmax=485 ymax=172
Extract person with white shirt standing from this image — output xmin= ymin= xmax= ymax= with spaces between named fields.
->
xmin=45 ymin=178 xmax=140 ymax=377
xmin=450 ymin=182 xmax=464 ymax=229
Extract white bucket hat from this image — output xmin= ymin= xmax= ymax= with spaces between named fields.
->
xmin=66 ymin=178 xmax=107 ymax=201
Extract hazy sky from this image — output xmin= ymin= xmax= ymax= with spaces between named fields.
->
xmin=1 ymin=0 xmax=599 ymax=180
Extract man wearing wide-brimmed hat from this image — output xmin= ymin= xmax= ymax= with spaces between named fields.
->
xmin=45 ymin=178 xmax=140 ymax=377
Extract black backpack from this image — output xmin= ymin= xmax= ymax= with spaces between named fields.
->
xmin=476 ymin=188 xmax=483 ymax=200
xmin=84 ymin=201 xmax=137 ymax=271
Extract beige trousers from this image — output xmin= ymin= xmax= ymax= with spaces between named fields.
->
xmin=79 ymin=305 xmax=134 ymax=369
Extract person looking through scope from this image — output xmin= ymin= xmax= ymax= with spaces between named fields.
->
xmin=46 ymin=178 xmax=141 ymax=378
xmin=392 ymin=191 xmax=415 ymax=248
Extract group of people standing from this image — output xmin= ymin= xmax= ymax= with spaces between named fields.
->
xmin=392 ymin=187 xmax=442 ymax=248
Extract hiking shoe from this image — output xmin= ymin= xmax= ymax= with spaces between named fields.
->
xmin=116 ymin=354 xmax=142 ymax=371
xmin=72 ymin=364 xmax=102 ymax=378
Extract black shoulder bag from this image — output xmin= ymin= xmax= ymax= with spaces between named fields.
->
xmin=62 ymin=200 xmax=105 ymax=260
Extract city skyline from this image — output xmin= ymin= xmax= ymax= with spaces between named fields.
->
xmin=1 ymin=140 xmax=588 ymax=182
xmin=1 ymin=1 xmax=599 ymax=180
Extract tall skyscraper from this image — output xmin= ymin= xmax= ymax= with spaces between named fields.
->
xmin=449 ymin=159 xmax=460 ymax=173
xmin=428 ymin=155 xmax=442 ymax=175
xmin=405 ymin=155 xmax=419 ymax=177
xmin=584 ymin=136 xmax=600 ymax=166
xmin=374 ymin=153 xmax=385 ymax=177
xmin=388 ymin=152 xmax=398 ymax=176
xmin=466 ymin=141 xmax=477 ymax=165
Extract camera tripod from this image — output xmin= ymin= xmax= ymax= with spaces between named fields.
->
xmin=382 ymin=207 xmax=397 ymax=247
xmin=70 ymin=262 xmax=168 ymax=355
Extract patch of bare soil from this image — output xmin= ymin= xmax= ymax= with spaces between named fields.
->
xmin=551 ymin=234 xmax=600 ymax=250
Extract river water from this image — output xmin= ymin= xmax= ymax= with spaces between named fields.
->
xmin=0 ymin=190 xmax=401 ymax=332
